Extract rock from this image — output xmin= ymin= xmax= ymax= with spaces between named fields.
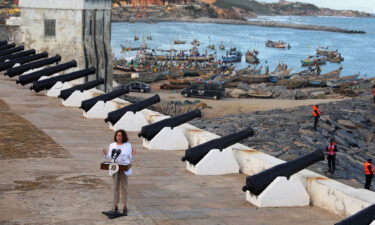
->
xmin=227 ymin=88 xmax=247 ymax=98
xmin=335 ymin=130 xmax=359 ymax=148
xmin=320 ymin=122 xmax=335 ymax=133
xmin=357 ymin=128 xmax=374 ymax=142
xmin=237 ymin=82 xmax=251 ymax=91
xmin=337 ymin=120 xmax=357 ymax=129
xmin=309 ymin=91 xmax=326 ymax=99
xmin=320 ymin=115 xmax=331 ymax=123
xmin=298 ymin=128 xmax=314 ymax=136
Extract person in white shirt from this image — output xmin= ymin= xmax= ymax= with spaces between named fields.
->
xmin=102 ymin=130 xmax=136 ymax=214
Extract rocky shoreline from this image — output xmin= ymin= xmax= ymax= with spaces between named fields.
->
xmin=112 ymin=17 xmax=366 ymax=34
xmin=190 ymin=94 xmax=375 ymax=190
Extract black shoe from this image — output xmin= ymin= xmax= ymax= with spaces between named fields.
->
xmin=123 ymin=207 xmax=128 ymax=214
xmin=114 ymin=206 xmax=118 ymax=212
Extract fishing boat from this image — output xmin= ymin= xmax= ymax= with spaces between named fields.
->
xmin=222 ymin=50 xmax=242 ymax=63
xmin=326 ymin=73 xmax=360 ymax=87
xmin=114 ymin=64 xmax=144 ymax=72
xmin=245 ymin=50 xmax=260 ymax=64
xmin=247 ymin=90 xmax=274 ymax=98
xmin=265 ymin=40 xmax=288 ymax=49
xmin=219 ymin=42 xmax=225 ymax=50
xmin=327 ymin=56 xmax=344 ymax=63
xmin=191 ymin=39 xmax=200 ymax=46
xmin=174 ymin=40 xmax=186 ymax=45
xmin=160 ymin=83 xmax=188 ymax=90
xmin=318 ymin=67 xmax=342 ymax=79
xmin=207 ymin=44 xmax=215 ymax=50
xmin=301 ymin=55 xmax=327 ymax=67
xmin=113 ymin=72 xmax=159 ymax=84
xmin=120 ymin=43 xmax=147 ymax=52
xmin=239 ymin=75 xmax=270 ymax=83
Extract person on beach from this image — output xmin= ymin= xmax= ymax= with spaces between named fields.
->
xmin=325 ymin=139 xmax=337 ymax=174
xmin=102 ymin=130 xmax=136 ymax=214
xmin=373 ymin=87 xmax=375 ymax=104
xmin=311 ymin=105 xmax=321 ymax=131
xmin=364 ymin=159 xmax=374 ymax=190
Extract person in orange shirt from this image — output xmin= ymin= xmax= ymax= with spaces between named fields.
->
xmin=312 ymin=105 xmax=321 ymax=131
xmin=364 ymin=159 xmax=374 ymax=190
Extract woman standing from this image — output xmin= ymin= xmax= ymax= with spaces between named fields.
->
xmin=102 ymin=130 xmax=136 ymax=214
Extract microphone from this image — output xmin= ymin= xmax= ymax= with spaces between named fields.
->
xmin=115 ymin=149 xmax=121 ymax=159
xmin=111 ymin=149 xmax=116 ymax=159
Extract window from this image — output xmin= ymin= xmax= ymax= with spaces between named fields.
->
xmin=44 ymin=19 xmax=56 ymax=37
xmin=89 ymin=19 xmax=93 ymax=36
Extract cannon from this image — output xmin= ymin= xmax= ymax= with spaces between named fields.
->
xmin=105 ymin=95 xmax=161 ymax=125
xmin=0 ymin=43 xmax=15 ymax=51
xmin=6 ymin=54 xmax=61 ymax=77
xmin=242 ymin=149 xmax=324 ymax=196
xmin=181 ymin=127 xmax=254 ymax=165
xmin=0 ymin=52 xmax=48 ymax=72
xmin=138 ymin=109 xmax=201 ymax=141
xmin=0 ymin=40 xmax=7 ymax=46
xmin=335 ymin=204 xmax=375 ymax=225
xmin=0 ymin=46 xmax=25 ymax=57
xmin=30 ymin=67 xmax=96 ymax=93
xmin=58 ymin=78 xmax=105 ymax=100
xmin=80 ymin=86 xmax=129 ymax=112
xmin=0 ymin=49 xmax=36 ymax=63
xmin=17 ymin=60 xmax=77 ymax=85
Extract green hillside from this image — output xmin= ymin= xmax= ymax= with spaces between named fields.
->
xmin=214 ymin=0 xmax=271 ymax=14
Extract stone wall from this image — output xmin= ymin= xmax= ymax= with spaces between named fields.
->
xmin=20 ymin=8 xmax=85 ymax=76
xmin=17 ymin=0 xmax=113 ymax=91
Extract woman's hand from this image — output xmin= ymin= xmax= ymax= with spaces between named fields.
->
xmin=102 ymin=148 xmax=108 ymax=155
xmin=131 ymin=149 xmax=137 ymax=156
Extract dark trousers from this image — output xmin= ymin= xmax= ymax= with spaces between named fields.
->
xmin=373 ymin=96 xmax=375 ymax=103
xmin=365 ymin=174 xmax=373 ymax=190
xmin=313 ymin=116 xmax=319 ymax=131
xmin=327 ymin=155 xmax=336 ymax=173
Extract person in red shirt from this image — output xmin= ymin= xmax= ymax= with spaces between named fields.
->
xmin=364 ymin=159 xmax=374 ymax=190
xmin=325 ymin=139 xmax=337 ymax=173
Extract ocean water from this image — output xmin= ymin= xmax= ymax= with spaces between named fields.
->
xmin=111 ymin=16 xmax=375 ymax=78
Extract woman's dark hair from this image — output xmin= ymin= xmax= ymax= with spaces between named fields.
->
xmin=114 ymin=129 xmax=128 ymax=143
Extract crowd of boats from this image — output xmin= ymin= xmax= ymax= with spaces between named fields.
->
xmin=114 ymin=35 xmax=362 ymax=98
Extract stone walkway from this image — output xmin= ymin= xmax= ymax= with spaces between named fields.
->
xmin=0 ymin=74 xmax=343 ymax=225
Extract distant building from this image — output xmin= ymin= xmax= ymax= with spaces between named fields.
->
xmin=279 ymin=0 xmax=289 ymax=4
xmin=12 ymin=0 xmax=113 ymax=90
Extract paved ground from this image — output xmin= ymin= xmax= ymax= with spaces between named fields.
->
xmin=0 ymin=74 xmax=343 ymax=225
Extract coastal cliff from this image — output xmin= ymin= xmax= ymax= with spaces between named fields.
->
xmin=111 ymin=0 xmax=374 ymax=19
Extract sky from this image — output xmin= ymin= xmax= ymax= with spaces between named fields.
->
xmin=258 ymin=0 xmax=375 ymax=13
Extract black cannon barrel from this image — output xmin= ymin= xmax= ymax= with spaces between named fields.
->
xmin=0 ymin=43 xmax=15 ymax=51
xmin=6 ymin=54 xmax=61 ymax=77
xmin=138 ymin=109 xmax=201 ymax=141
xmin=335 ymin=204 xmax=375 ymax=225
xmin=181 ymin=127 xmax=254 ymax=165
xmin=0 ymin=52 xmax=48 ymax=72
xmin=80 ymin=86 xmax=129 ymax=112
xmin=105 ymin=95 xmax=161 ymax=125
xmin=0 ymin=49 xmax=36 ymax=63
xmin=242 ymin=149 xmax=324 ymax=196
xmin=0 ymin=46 xmax=25 ymax=57
xmin=58 ymin=78 xmax=105 ymax=100
xmin=17 ymin=60 xmax=77 ymax=85
xmin=30 ymin=67 xmax=96 ymax=93
xmin=0 ymin=40 xmax=7 ymax=46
